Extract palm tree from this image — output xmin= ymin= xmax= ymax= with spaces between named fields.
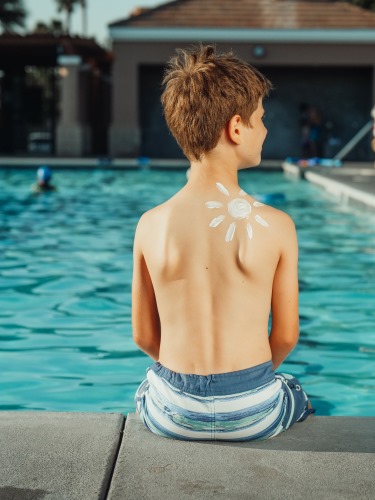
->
xmin=55 ymin=0 xmax=81 ymax=34
xmin=0 ymin=0 xmax=26 ymax=33
xmin=81 ymin=0 xmax=87 ymax=36
xmin=55 ymin=0 xmax=88 ymax=36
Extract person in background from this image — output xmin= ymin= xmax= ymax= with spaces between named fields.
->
xmin=31 ymin=166 xmax=57 ymax=194
xmin=299 ymin=102 xmax=311 ymax=158
xmin=307 ymin=106 xmax=323 ymax=158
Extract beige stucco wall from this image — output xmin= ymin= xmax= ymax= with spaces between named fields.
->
xmin=56 ymin=61 xmax=92 ymax=157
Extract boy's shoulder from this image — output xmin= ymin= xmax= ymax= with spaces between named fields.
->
xmin=137 ymin=189 xmax=184 ymax=225
xmin=138 ymin=199 xmax=171 ymax=223
xmin=253 ymin=202 xmax=297 ymax=249
xmin=264 ymin=204 xmax=298 ymax=251
xmin=251 ymin=199 xmax=296 ymax=228
xmin=135 ymin=197 xmax=175 ymax=236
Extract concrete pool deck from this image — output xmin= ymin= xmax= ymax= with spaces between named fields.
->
xmin=0 ymin=156 xmax=282 ymax=170
xmin=0 ymin=156 xmax=190 ymax=170
xmin=282 ymin=161 xmax=375 ymax=210
xmin=0 ymin=412 xmax=374 ymax=500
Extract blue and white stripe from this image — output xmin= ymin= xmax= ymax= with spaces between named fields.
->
xmin=135 ymin=361 xmax=312 ymax=441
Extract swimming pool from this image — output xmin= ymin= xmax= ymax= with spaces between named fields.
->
xmin=0 ymin=168 xmax=374 ymax=416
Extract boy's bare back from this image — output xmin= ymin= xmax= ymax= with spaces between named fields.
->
xmin=132 ymin=45 xmax=300 ymax=375
xmin=133 ymin=180 xmax=299 ymax=375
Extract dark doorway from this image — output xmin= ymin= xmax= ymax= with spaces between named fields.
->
xmin=259 ymin=66 xmax=373 ymax=160
xmin=0 ymin=66 xmax=57 ymax=156
xmin=139 ymin=65 xmax=184 ymax=159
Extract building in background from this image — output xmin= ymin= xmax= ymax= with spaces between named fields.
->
xmin=109 ymin=0 xmax=375 ymax=161
xmin=0 ymin=33 xmax=111 ymax=157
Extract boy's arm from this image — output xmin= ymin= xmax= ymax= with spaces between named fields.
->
xmin=132 ymin=217 xmax=161 ymax=361
xmin=269 ymin=215 xmax=300 ymax=370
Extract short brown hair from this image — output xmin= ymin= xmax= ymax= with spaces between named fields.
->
xmin=161 ymin=45 xmax=272 ymax=161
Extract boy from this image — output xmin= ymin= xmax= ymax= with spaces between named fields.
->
xmin=132 ymin=45 xmax=314 ymax=441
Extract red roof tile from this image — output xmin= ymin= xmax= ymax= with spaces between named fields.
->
xmin=110 ymin=0 xmax=375 ymax=29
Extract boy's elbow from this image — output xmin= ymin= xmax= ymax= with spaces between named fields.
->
xmin=133 ymin=330 xmax=158 ymax=352
xmin=270 ymin=327 xmax=299 ymax=350
xmin=133 ymin=330 xmax=146 ymax=349
xmin=284 ymin=334 xmax=299 ymax=351
xmin=284 ymin=327 xmax=300 ymax=349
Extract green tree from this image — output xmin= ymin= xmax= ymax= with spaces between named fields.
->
xmin=346 ymin=0 xmax=375 ymax=12
xmin=0 ymin=0 xmax=26 ymax=33
xmin=33 ymin=18 xmax=63 ymax=36
xmin=55 ymin=0 xmax=80 ymax=34
xmin=55 ymin=0 xmax=87 ymax=35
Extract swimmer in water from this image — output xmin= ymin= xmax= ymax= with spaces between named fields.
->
xmin=31 ymin=166 xmax=57 ymax=194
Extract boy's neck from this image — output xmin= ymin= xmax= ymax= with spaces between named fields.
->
xmin=188 ymin=153 xmax=240 ymax=190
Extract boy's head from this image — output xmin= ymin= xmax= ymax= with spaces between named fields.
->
xmin=161 ymin=45 xmax=272 ymax=162
xmin=37 ymin=166 xmax=52 ymax=185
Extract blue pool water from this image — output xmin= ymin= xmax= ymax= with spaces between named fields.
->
xmin=0 ymin=168 xmax=374 ymax=416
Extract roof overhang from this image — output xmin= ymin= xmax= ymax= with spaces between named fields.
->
xmin=0 ymin=34 xmax=111 ymax=69
xmin=109 ymin=27 xmax=375 ymax=44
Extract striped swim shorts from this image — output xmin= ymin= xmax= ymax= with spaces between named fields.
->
xmin=135 ymin=360 xmax=314 ymax=441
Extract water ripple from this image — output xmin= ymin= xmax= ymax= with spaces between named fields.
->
xmin=0 ymin=169 xmax=374 ymax=415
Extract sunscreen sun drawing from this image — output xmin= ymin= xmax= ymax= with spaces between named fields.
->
xmin=205 ymin=182 xmax=269 ymax=242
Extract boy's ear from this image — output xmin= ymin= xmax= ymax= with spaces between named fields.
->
xmin=227 ymin=115 xmax=243 ymax=145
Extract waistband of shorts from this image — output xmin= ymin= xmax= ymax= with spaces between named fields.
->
xmin=149 ymin=360 xmax=275 ymax=396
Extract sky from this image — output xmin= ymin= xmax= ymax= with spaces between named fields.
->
xmin=24 ymin=0 xmax=164 ymax=45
